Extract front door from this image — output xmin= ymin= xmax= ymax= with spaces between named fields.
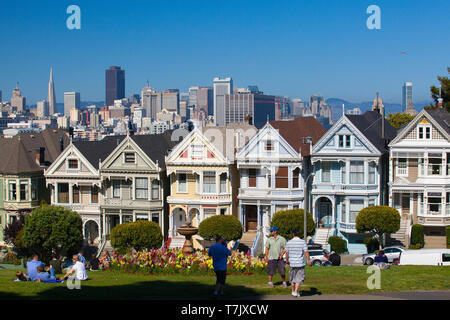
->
xmin=245 ymin=206 xmax=257 ymax=231
xmin=319 ymin=202 xmax=332 ymax=227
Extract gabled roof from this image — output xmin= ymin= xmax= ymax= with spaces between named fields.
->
xmin=269 ymin=116 xmax=327 ymax=156
xmin=389 ymin=108 xmax=450 ymax=146
xmin=346 ymin=111 xmax=397 ymax=153
xmin=0 ymin=128 xmax=70 ymax=174
xmin=75 ymin=130 xmax=177 ymax=170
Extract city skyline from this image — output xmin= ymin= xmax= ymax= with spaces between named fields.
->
xmin=0 ymin=1 xmax=448 ymax=105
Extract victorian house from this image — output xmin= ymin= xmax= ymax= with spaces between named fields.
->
xmin=236 ymin=117 xmax=326 ymax=255
xmin=45 ymin=131 xmax=176 ymax=247
xmin=389 ymin=107 xmax=450 ymax=248
xmin=1 ymin=129 xmax=69 ymax=244
xmin=166 ymin=124 xmax=256 ymax=249
xmin=311 ymin=110 xmax=396 ymax=253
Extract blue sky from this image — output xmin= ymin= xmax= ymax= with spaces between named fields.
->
xmin=0 ymin=0 xmax=448 ymax=105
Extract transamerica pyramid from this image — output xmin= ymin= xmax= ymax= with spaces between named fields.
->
xmin=48 ymin=68 xmax=56 ymax=115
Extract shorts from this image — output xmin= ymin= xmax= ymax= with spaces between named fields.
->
xmin=289 ymin=266 xmax=305 ymax=284
xmin=267 ymin=259 xmax=286 ymax=277
xmin=215 ymin=270 xmax=227 ymax=285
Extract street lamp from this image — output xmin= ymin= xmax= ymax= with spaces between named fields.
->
xmin=303 ymin=173 xmax=315 ymax=242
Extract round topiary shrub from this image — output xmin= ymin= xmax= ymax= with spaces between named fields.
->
xmin=328 ymin=236 xmax=347 ymax=254
xmin=356 ymin=206 xmax=400 ymax=248
xmin=410 ymin=224 xmax=424 ymax=247
xmin=198 ymin=215 xmax=242 ymax=241
xmin=270 ymin=209 xmax=315 ymax=241
xmin=110 ymin=220 xmax=163 ymax=254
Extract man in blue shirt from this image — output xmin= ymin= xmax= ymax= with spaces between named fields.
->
xmin=35 ymin=266 xmax=56 ymax=282
xmin=208 ymin=235 xmax=232 ymax=298
xmin=26 ymin=254 xmax=44 ymax=281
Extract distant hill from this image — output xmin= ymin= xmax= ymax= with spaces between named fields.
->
xmin=326 ymin=98 xmax=431 ymax=121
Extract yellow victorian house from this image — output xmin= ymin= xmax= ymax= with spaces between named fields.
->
xmin=166 ymin=128 xmax=234 ymax=249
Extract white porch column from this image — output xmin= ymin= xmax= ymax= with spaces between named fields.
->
xmin=119 ymin=209 xmax=123 ymax=224
xmin=346 ymin=159 xmax=350 ymax=184
xmin=102 ymin=211 xmax=106 ymax=237
xmin=332 ymin=202 xmax=336 ymax=225
xmin=69 ymin=183 xmax=74 ymax=204
xmin=257 ymin=201 xmax=261 ymax=232
xmin=364 ymin=159 xmax=369 ymax=185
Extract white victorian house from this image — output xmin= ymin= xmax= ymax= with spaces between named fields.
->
xmin=44 ymin=140 xmax=108 ymax=246
xmin=236 ymin=117 xmax=326 ymax=255
xmin=389 ymin=107 xmax=450 ymax=248
xmin=311 ymin=111 xmax=396 ymax=254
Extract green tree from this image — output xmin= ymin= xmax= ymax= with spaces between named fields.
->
xmin=22 ymin=205 xmax=83 ymax=262
xmin=425 ymin=67 xmax=450 ymax=112
xmin=198 ymin=215 xmax=242 ymax=241
xmin=270 ymin=209 xmax=315 ymax=241
xmin=386 ymin=113 xmax=416 ymax=130
xmin=356 ymin=206 xmax=400 ymax=249
xmin=110 ymin=220 xmax=163 ymax=254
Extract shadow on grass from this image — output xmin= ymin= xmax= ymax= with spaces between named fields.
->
xmin=0 ymin=279 xmax=263 ymax=300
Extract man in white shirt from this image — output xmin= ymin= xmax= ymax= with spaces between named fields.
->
xmin=61 ymin=255 xmax=88 ymax=281
xmin=285 ymin=229 xmax=311 ymax=297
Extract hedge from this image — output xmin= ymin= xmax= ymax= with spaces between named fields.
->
xmin=198 ymin=215 xmax=242 ymax=241
xmin=446 ymin=226 xmax=450 ymax=249
xmin=110 ymin=220 xmax=163 ymax=254
xmin=410 ymin=224 xmax=424 ymax=247
xmin=327 ymin=236 xmax=346 ymax=254
xmin=270 ymin=209 xmax=315 ymax=241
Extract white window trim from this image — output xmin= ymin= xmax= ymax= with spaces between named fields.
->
xmin=67 ymin=158 xmax=79 ymax=170
xmin=396 ymin=158 xmax=408 ymax=177
xmin=418 ymin=125 xmax=432 ymax=140
xmin=112 ymin=179 xmax=121 ymax=198
xmin=177 ymin=173 xmax=188 ymax=193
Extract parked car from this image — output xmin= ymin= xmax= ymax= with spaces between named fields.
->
xmin=362 ymin=246 xmax=407 ymax=265
xmin=308 ymin=249 xmax=330 ymax=266
xmin=398 ymin=249 xmax=450 ymax=266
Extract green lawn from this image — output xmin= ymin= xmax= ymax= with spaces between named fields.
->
xmin=0 ymin=265 xmax=450 ymax=300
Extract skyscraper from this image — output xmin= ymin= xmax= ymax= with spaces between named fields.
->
xmin=213 ymin=77 xmax=233 ymax=126
xmin=402 ymin=82 xmax=417 ymax=115
xmin=64 ymin=92 xmax=81 ymax=117
xmin=188 ymin=86 xmax=199 ymax=107
xmin=37 ymin=100 xmax=49 ymax=118
xmin=48 ymin=68 xmax=57 ymax=115
xmin=11 ymin=85 xmax=26 ymax=113
xmin=197 ymin=87 xmax=214 ymax=116
xmin=106 ymin=66 xmax=125 ymax=107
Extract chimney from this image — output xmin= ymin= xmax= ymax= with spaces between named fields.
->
xmin=36 ymin=147 xmax=45 ymax=166
xmin=60 ymin=136 xmax=64 ymax=152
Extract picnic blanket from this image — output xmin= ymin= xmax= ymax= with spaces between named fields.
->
xmin=14 ymin=279 xmax=64 ymax=283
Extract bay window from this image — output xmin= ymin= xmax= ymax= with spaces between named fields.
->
xmin=178 ymin=174 xmax=187 ymax=193
xmin=73 ymin=185 xmax=80 ymax=203
xmin=275 ymin=167 xmax=289 ymax=188
xmin=112 ymin=180 xmax=121 ymax=198
xmin=349 ymin=200 xmax=364 ymax=223
xmin=20 ymin=182 xmax=28 ymax=201
xmin=58 ymin=183 xmax=69 ymax=203
xmin=369 ymin=162 xmax=376 ymax=184
xmin=220 ymin=173 xmax=227 ymax=193
xmin=9 ymin=182 xmax=16 ymax=201
xmin=151 ymin=180 xmax=160 ymax=200
xmin=322 ymin=162 xmax=331 ymax=182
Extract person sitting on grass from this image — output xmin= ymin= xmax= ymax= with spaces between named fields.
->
xmin=99 ymin=250 xmax=111 ymax=270
xmin=35 ymin=266 xmax=56 ymax=282
xmin=374 ymin=250 xmax=390 ymax=270
xmin=89 ymin=253 xmax=100 ymax=271
xmin=26 ymin=254 xmax=44 ymax=281
xmin=60 ymin=255 xmax=88 ymax=281
xmin=49 ymin=254 xmax=62 ymax=275
xmin=15 ymin=271 xmax=30 ymax=281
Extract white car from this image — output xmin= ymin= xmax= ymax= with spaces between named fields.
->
xmin=398 ymin=249 xmax=450 ymax=266
xmin=362 ymin=246 xmax=407 ymax=265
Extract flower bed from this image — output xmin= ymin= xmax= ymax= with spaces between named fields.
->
xmin=110 ymin=248 xmax=267 ymax=275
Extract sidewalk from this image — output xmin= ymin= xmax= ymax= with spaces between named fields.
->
xmin=241 ymin=291 xmax=450 ymax=300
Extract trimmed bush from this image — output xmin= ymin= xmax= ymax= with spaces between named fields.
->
xmin=270 ymin=209 xmax=315 ymax=241
xmin=446 ymin=226 xmax=450 ymax=249
xmin=1 ymin=251 xmax=21 ymax=265
xmin=327 ymin=236 xmax=346 ymax=254
xmin=356 ymin=206 xmax=400 ymax=248
xmin=198 ymin=215 xmax=242 ymax=241
xmin=110 ymin=220 xmax=163 ymax=254
xmin=408 ymin=243 xmax=421 ymax=249
xmin=410 ymin=224 xmax=424 ymax=247
xmin=364 ymin=237 xmax=379 ymax=254
xmin=23 ymin=205 xmax=83 ymax=262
